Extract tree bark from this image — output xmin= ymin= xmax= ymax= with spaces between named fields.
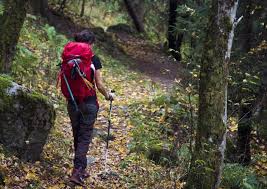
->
xmin=123 ymin=0 xmax=145 ymax=33
xmin=185 ymin=0 xmax=239 ymax=188
xmin=28 ymin=0 xmax=49 ymax=17
xmin=59 ymin=0 xmax=67 ymax=13
xmin=168 ymin=0 xmax=183 ymax=61
xmin=28 ymin=0 xmax=41 ymax=15
xmin=80 ymin=0 xmax=86 ymax=17
xmin=0 ymin=0 xmax=28 ymax=73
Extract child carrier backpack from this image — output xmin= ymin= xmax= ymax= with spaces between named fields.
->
xmin=60 ymin=42 xmax=96 ymax=103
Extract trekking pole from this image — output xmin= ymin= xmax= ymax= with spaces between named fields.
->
xmin=62 ymin=72 xmax=79 ymax=112
xmin=107 ymin=97 xmax=113 ymax=149
xmin=104 ymin=90 xmax=115 ymax=172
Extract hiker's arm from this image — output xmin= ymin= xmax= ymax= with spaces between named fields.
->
xmin=95 ymin=69 xmax=111 ymax=100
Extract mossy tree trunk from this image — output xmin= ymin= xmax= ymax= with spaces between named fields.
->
xmin=123 ymin=0 xmax=145 ymax=33
xmin=0 ymin=0 xmax=28 ymax=73
xmin=185 ymin=0 xmax=240 ymax=188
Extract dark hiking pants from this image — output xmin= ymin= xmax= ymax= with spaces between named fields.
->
xmin=67 ymin=98 xmax=98 ymax=170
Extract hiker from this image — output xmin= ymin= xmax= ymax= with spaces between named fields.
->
xmin=59 ymin=29 xmax=114 ymax=185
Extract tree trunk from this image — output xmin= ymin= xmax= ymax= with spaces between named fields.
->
xmin=80 ymin=0 xmax=86 ymax=17
xmin=123 ymin=0 xmax=145 ymax=33
xmin=59 ymin=0 xmax=67 ymax=13
xmin=28 ymin=0 xmax=49 ymax=17
xmin=236 ymin=0 xmax=253 ymax=165
xmin=239 ymin=0 xmax=253 ymax=52
xmin=185 ymin=0 xmax=239 ymax=188
xmin=0 ymin=0 xmax=28 ymax=73
xmin=28 ymin=0 xmax=41 ymax=15
xmin=237 ymin=106 xmax=252 ymax=165
xmin=168 ymin=0 xmax=183 ymax=61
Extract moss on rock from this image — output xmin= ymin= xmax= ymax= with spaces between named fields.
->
xmin=0 ymin=75 xmax=55 ymax=161
xmin=0 ymin=75 xmax=12 ymax=110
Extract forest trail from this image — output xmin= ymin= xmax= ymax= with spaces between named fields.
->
xmin=44 ymin=9 xmax=184 ymax=188
xmin=55 ymin=68 xmax=165 ymax=188
xmin=47 ymin=9 xmax=187 ymax=89
xmin=50 ymin=32 xmax=177 ymax=187
xmin=1 ymin=1 xmax=266 ymax=188
xmin=107 ymin=29 xmax=187 ymax=88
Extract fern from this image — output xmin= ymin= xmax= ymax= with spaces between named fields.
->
xmin=43 ymin=24 xmax=57 ymax=41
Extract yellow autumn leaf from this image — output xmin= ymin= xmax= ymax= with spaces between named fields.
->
xmin=25 ymin=171 xmax=38 ymax=181
xmin=48 ymin=183 xmax=65 ymax=189
xmin=159 ymin=115 xmax=165 ymax=123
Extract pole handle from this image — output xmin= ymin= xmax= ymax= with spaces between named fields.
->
xmin=109 ymin=90 xmax=115 ymax=102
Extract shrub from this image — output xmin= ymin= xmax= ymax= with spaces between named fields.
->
xmin=222 ymin=163 xmax=262 ymax=189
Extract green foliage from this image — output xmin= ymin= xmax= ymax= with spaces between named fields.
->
xmin=0 ymin=75 xmax=13 ymax=111
xmin=143 ymin=1 xmax=168 ymax=42
xmin=129 ymin=83 xmax=197 ymax=168
xmin=0 ymin=0 xmax=3 ymax=15
xmin=228 ymin=0 xmax=266 ymax=113
xmin=61 ymin=0 xmax=128 ymax=29
xmin=12 ymin=16 xmax=67 ymax=90
xmin=1 ymin=0 xmax=265 ymax=187
xmin=222 ymin=164 xmax=263 ymax=189
xmin=255 ymin=120 xmax=267 ymax=141
xmin=0 ymin=75 xmax=12 ymax=95
xmin=42 ymin=24 xmax=68 ymax=66
xmin=176 ymin=1 xmax=210 ymax=60
xmin=229 ymin=49 xmax=263 ymax=108
xmin=12 ymin=45 xmax=39 ymax=81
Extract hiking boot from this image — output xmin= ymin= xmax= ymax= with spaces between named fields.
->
xmin=70 ymin=168 xmax=84 ymax=186
xmin=81 ymin=169 xmax=90 ymax=179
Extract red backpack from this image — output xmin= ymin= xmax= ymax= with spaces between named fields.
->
xmin=60 ymin=42 xmax=96 ymax=102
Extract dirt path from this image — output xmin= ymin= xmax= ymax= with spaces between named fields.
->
xmin=44 ymin=9 xmax=186 ymax=188
xmin=55 ymin=67 xmax=164 ymax=188
xmin=46 ymin=9 xmax=188 ymax=89
xmin=109 ymin=30 xmax=187 ymax=88
xmin=0 ymin=9 xmax=187 ymax=189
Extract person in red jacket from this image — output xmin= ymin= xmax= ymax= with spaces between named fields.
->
xmin=62 ymin=30 xmax=114 ymax=185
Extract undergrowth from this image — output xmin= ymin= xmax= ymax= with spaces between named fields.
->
xmin=0 ymin=6 xmax=266 ymax=188
xmin=0 ymin=13 xmax=181 ymax=188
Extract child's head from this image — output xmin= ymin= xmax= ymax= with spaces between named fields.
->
xmin=74 ymin=30 xmax=95 ymax=44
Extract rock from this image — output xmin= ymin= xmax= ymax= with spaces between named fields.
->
xmin=90 ymin=26 xmax=125 ymax=56
xmin=107 ymin=24 xmax=135 ymax=34
xmin=0 ymin=75 xmax=55 ymax=162
xmin=91 ymin=27 xmax=106 ymax=42
xmin=86 ymin=156 xmax=96 ymax=165
xmin=92 ymin=128 xmax=105 ymax=138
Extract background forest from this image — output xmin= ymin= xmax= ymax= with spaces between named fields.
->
xmin=0 ymin=0 xmax=266 ymax=188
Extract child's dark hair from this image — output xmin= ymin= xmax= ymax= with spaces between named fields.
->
xmin=74 ymin=30 xmax=95 ymax=44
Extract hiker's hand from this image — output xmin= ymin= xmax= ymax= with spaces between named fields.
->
xmin=106 ymin=92 xmax=115 ymax=101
